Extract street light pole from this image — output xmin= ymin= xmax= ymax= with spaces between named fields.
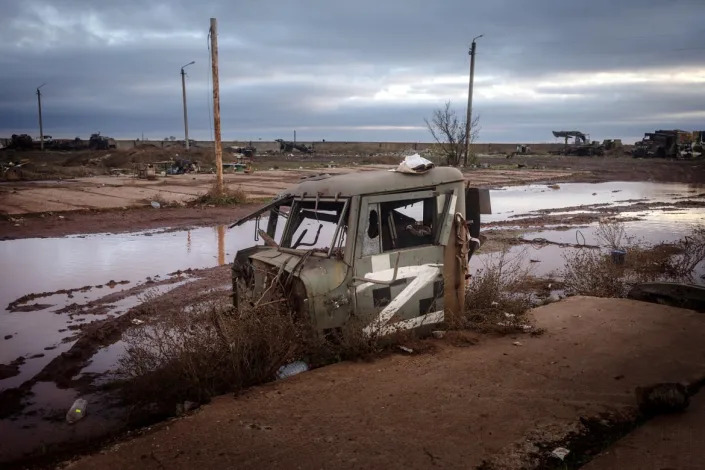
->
xmin=464 ymin=34 xmax=482 ymax=167
xmin=181 ymin=61 xmax=195 ymax=152
xmin=37 ymin=83 xmax=46 ymax=151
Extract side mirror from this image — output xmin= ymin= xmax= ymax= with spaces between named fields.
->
xmin=465 ymin=187 xmax=491 ymax=239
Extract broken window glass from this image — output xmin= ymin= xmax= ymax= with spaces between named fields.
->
xmin=361 ymin=205 xmax=381 ymax=256
xmin=379 ymin=196 xmax=447 ymax=251
xmin=281 ymin=199 xmax=348 ymax=254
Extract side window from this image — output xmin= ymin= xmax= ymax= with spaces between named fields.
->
xmin=361 ymin=204 xmax=381 ymax=256
xmin=379 ymin=196 xmax=443 ymax=251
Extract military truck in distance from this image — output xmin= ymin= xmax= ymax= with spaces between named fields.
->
xmin=230 ymin=167 xmax=491 ymax=336
xmin=89 ymin=133 xmax=117 ymax=150
xmin=632 ymin=130 xmax=695 ymax=159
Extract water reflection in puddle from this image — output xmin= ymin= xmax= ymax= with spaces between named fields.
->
xmin=485 ymin=181 xmax=703 ymax=223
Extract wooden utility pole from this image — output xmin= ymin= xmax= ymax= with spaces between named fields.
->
xmin=210 ymin=18 xmax=224 ymax=194
xmin=464 ymin=35 xmax=482 ymax=166
xmin=181 ymin=61 xmax=195 ymax=152
xmin=37 ymin=84 xmax=45 ymax=151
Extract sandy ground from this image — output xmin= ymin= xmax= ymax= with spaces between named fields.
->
xmin=0 ymin=165 xmax=575 ymax=215
xmin=61 ymin=297 xmax=705 ymax=470
xmin=0 ymin=165 xmax=575 ymax=239
xmin=584 ymin=391 xmax=705 ymax=469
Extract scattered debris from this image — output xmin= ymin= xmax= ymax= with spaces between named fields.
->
xmin=512 ymin=341 xmax=523 ymax=346
xmin=432 ymin=330 xmax=445 ymax=339
xmin=66 ymin=398 xmax=88 ymax=424
xmin=150 ymin=201 xmax=161 ymax=209
xmin=276 ymin=361 xmax=309 ymax=380
xmin=394 ymin=153 xmax=434 ymax=174
xmin=550 ymin=446 xmax=570 ymax=461
xmin=131 ymin=319 xmax=145 ymax=326
xmin=398 ymin=346 xmax=414 ymax=354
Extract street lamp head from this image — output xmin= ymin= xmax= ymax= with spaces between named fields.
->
xmin=472 ymin=34 xmax=484 ymax=43
xmin=37 ymin=83 xmax=46 ymax=91
xmin=181 ymin=61 xmax=195 ymax=72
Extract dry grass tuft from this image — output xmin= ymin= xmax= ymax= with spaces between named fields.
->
xmin=192 ymin=185 xmax=247 ymax=206
xmin=563 ymin=221 xmax=705 ymax=298
xmin=454 ymin=250 xmax=534 ymax=334
xmin=118 ymin=296 xmax=311 ymax=407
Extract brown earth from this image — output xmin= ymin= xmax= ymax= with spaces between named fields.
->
xmin=2 ymin=149 xmax=703 ymax=240
xmin=0 ymin=165 xmax=574 ymax=238
xmin=584 ymin=390 xmax=705 ymax=469
xmin=61 ymin=297 xmax=705 ymax=470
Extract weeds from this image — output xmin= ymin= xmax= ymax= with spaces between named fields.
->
xmin=456 ymin=250 xmax=534 ymax=333
xmin=118 ymin=276 xmax=386 ymax=411
xmin=118 ymin=296 xmax=310 ymax=407
xmin=563 ymin=221 xmax=705 ymax=298
xmin=192 ymin=186 xmax=247 ymax=206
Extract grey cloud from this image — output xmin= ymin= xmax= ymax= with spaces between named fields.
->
xmin=1 ymin=0 xmax=704 ymax=143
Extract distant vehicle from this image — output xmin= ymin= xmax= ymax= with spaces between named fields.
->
xmin=35 ymin=135 xmax=53 ymax=143
xmin=551 ymin=130 xmax=604 ymax=156
xmin=8 ymin=134 xmax=34 ymax=150
xmin=632 ymin=130 xmax=694 ymax=159
xmin=275 ymin=138 xmax=313 ymax=154
xmin=89 ymin=133 xmax=117 ymax=150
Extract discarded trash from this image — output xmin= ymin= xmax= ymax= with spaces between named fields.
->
xmin=512 ymin=341 xmax=523 ymax=346
xmin=490 ymin=301 xmax=499 ymax=307
xmin=504 ymin=312 xmax=515 ymax=318
xmin=276 ymin=361 xmax=309 ymax=380
xmin=611 ymin=249 xmax=626 ymax=265
xmin=150 ymin=201 xmax=161 ymax=209
xmin=551 ymin=447 xmax=570 ymax=460
xmin=395 ymin=154 xmax=434 ymax=174
xmin=398 ymin=345 xmax=414 ymax=354
xmin=432 ymin=330 xmax=445 ymax=339
xmin=131 ymin=318 xmax=145 ymax=325
xmin=66 ymin=398 xmax=88 ymax=424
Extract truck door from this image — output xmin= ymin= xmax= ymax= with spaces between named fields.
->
xmin=353 ymin=189 xmax=457 ymax=336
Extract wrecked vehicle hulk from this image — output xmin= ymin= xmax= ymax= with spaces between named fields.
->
xmin=230 ymin=167 xmax=490 ymax=336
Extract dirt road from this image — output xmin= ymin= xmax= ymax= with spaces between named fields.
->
xmin=0 ymin=165 xmax=574 ymax=238
xmin=0 ymin=166 xmax=574 ymax=215
xmin=62 ymin=297 xmax=705 ymax=470
xmin=584 ymin=391 xmax=705 ymax=469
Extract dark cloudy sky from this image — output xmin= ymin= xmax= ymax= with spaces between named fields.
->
xmin=1 ymin=0 xmax=704 ymax=143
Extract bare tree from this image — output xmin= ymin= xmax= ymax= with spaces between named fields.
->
xmin=425 ymin=101 xmax=480 ymax=166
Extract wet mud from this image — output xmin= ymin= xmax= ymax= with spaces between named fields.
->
xmin=1 ymin=180 xmax=704 ymax=466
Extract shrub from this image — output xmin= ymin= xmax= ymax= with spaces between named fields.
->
xmin=562 ymin=222 xmax=705 ymax=298
xmin=118 ymin=292 xmax=310 ymax=407
xmin=459 ymin=250 xmax=534 ymax=333
xmin=192 ymin=186 xmax=247 ymax=206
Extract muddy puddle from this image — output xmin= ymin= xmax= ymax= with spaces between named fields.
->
xmin=1 ymin=181 xmax=704 ymax=464
xmin=476 ymin=181 xmax=705 ymax=284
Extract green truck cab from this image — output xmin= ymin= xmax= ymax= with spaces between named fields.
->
xmin=231 ymin=167 xmax=490 ymax=336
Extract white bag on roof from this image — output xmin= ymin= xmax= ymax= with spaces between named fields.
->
xmin=394 ymin=153 xmax=435 ymax=174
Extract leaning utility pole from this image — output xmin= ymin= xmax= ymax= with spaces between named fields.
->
xmin=210 ymin=18 xmax=224 ymax=194
xmin=464 ymin=34 xmax=482 ymax=166
xmin=37 ymin=83 xmax=46 ymax=151
xmin=181 ymin=61 xmax=195 ymax=152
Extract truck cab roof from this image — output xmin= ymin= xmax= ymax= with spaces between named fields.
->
xmin=283 ymin=167 xmax=465 ymax=198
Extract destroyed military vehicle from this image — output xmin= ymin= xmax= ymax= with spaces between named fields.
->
xmin=230 ymin=167 xmax=490 ymax=336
